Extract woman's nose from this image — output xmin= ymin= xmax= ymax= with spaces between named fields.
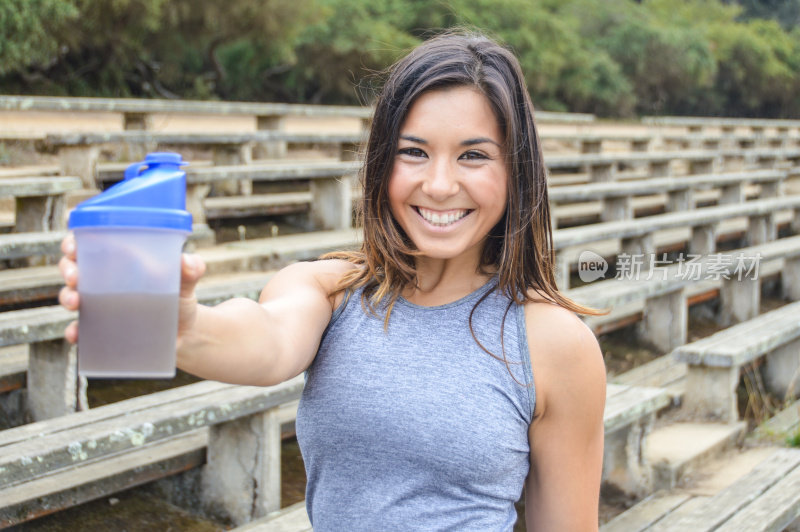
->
xmin=421 ymin=159 xmax=459 ymax=200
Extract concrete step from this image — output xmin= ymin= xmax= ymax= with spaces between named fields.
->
xmin=645 ymin=421 xmax=747 ymax=491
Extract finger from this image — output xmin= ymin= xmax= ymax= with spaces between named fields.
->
xmin=65 ymin=320 xmax=79 ymax=344
xmin=58 ymin=256 xmax=79 ymax=288
xmin=61 ymin=233 xmax=76 ymax=261
xmin=180 ymin=253 xmax=206 ymax=299
xmin=59 ymin=286 xmax=79 ymax=310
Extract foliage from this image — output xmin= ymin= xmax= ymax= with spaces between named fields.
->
xmin=2 ymin=0 xmax=800 ymax=118
xmin=0 ymin=0 xmax=79 ymax=76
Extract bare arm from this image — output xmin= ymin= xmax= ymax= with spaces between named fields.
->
xmin=59 ymin=233 xmax=354 ymax=387
xmin=523 ymin=301 xmax=607 ymax=532
xmin=176 ymin=259 xmax=353 ymax=386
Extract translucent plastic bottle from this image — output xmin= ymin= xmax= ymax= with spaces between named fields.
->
xmin=68 ymin=152 xmax=193 ymax=378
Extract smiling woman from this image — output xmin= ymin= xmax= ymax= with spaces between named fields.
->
xmin=389 ymin=87 xmax=508 ymax=264
xmin=58 ymin=30 xmax=607 ymax=532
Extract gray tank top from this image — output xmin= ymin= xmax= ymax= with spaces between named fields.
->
xmin=295 ymin=277 xmax=536 ymax=531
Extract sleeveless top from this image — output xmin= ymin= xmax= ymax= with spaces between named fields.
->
xmin=294 ymin=278 xmax=536 ymax=531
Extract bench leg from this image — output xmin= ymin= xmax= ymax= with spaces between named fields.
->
xmin=639 ymin=290 xmax=687 ymax=352
xmin=255 ymin=115 xmax=288 ymax=159
xmin=719 ymin=277 xmax=759 ymax=326
xmin=783 ymin=256 xmax=800 ymax=300
xmin=59 ymin=145 xmax=100 ymax=189
xmin=27 ymin=339 xmax=81 ymax=421
xmin=760 ymin=180 xmax=782 ymax=198
xmin=763 ymin=337 xmax=800 ymax=402
xmin=649 ymin=160 xmax=671 ymax=178
xmin=15 ymin=195 xmax=66 ymax=232
xmin=310 ymin=175 xmax=353 ymax=230
xmin=581 ymin=140 xmax=602 ymax=153
xmin=720 ymin=182 xmax=745 ymax=205
xmin=667 ymin=189 xmax=692 ymax=212
xmin=211 ymin=144 xmax=253 ymax=196
xmin=601 ymin=196 xmax=632 ymax=221
xmin=602 ymin=413 xmax=654 ymax=497
xmin=746 ymin=214 xmax=776 ymax=246
xmin=555 ymin=252 xmax=570 ymax=289
xmin=589 ymin=162 xmax=615 ymax=182
xmin=202 ymin=409 xmax=281 ymax=525
xmin=683 ymin=365 xmax=739 ymax=422
xmin=690 ymin=223 xmax=717 ymax=255
xmin=689 ymin=159 xmax=715 ymax=175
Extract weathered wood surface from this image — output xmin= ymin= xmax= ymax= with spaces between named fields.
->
xmin=0 ymin=231 xmax=66 ymax=260
xmin=647 ymin=448 xmax=800 ymax=531
xmin=0 ymin=95 xmax=594 ymax=123
xmin=0 ymin=177 xmax=83 ymax=198
xmin=233 ymin=501 xmax=312 ymax=532
xmin=204 ymin=192 xmax=312 ymax=219
xmin=0 ymin=95 xmax=372 ymax=118
xmin=600 ymin=492 xmax=691 ymax=532
xmin=40 ymin=130 xmax=366 ymax=148
xmin=672 ymin=300 xmax=800 ymax=368
xmin=642 ymin=115 xmax=800 ymax=129
xmin=604 ymin=384 xmax=669 ymax=435
xmin=548 ymin=169 xmax=785 ymax=203
xmin=0 ymin=376 xmax=303 ymax=485
xmin=553 ymin=195 xmax=800 ymax=250
xmin=753 ymin=398 xmax=800 ymax=442
xmin=0 ymin=430 xmax=207 ymax=527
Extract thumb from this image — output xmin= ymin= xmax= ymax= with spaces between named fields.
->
xmin=180 ymin=253 xmax=206 ymax=299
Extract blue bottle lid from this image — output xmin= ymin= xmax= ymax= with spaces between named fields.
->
xmin=69 ymin=152 xmax=193 ymax=232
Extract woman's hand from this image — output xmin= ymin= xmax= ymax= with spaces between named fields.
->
xmin=57 ymin=232 xmax=207 ymax=344
xmin=58 ymin=234 xmax=80 ymax=343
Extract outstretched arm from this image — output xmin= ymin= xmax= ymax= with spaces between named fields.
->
xmin=523 ymin=301 xmax=606 ymax=531
xmin=59 ymin=232 xmax=354 ymax=387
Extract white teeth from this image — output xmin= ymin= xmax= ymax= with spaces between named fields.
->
xmin=418 ymin=207 xmax=468 ymax=226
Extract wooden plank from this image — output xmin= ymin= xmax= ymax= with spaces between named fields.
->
xmin=234 ymin=501 xmax=312 ymax=532
xmin=600 ymin=493 xmax=692 ymax=532
xmin=0 ymin=231 xmax=65 ymax=260
xmin=0 ymin=429 xmax=207 ymax=528
xmin=611 ymin=354 xmax=687 ymax=389
xmin=649 ymin=448 xmax=800 ymax=531
xmin=204 ymin=192 xmax=312 ymax=219
xmin=604 ymin=385 xmax=669 ymax=434
xmin=715 ymin=455 xmax=800 ymax=532
xmin=0 ymin=177 xmax=82 ymax=198
xmin=753 ymin=398 xmax=800 ymax=441
xmin=0 ymin=376 xmax=303 ymax=485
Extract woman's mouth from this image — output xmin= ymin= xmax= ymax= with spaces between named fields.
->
xmin=414 ymin=207 xmax=472 ymax=227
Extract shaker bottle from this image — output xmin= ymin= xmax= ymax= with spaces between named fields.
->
xmin=68 ymin=152 xmax=193 ymax=378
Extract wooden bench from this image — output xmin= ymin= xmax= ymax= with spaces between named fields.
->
xmin=38 ymin=131 xmax=366 ymax=190
xmin=0 ymin=375 xmax=304 ymax=528
xmin=573 ymin=234 xmax=800 ymax=351
xmin=542 ymin=132 xmax=654 ymax=153
xmin=601 ymin=447 xmax=800 ymax=531
xmin=554 ymin=194 xmax=800 ymax=288
xmin=642 ymin=115 xmax=800 ymax=136
xmin=672 ymin=300 xmax=800 ymax=423
xmin=660 ymin=132 xmax=798 ymax=151
xmin=0 ymin=176 xmax=82 ymax=233
xmin=548 ymin=168 xmax=786 ymax=224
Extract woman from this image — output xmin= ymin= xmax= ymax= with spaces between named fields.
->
xmin=59 ymin=31 xmax=606 ymax=531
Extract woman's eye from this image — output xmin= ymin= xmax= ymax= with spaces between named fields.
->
xmin=398 ymin=147 xmax=426 ymax=158
xmin=460 ymin=150 xmax=488 ymax=160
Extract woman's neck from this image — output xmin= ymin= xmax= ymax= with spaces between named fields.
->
xmin=402 ymin=255 xmax=495 ymax=307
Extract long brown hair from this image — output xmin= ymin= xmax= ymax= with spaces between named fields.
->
xmin=326 ymin=30 xmax=603 ymax=325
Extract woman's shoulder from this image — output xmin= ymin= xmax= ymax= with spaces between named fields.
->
xmin=260 ymin=258 xmax=359 ymax=308
xmin=521 ymin=289 xmax=606 ymax=415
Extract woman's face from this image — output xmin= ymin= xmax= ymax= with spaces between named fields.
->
xmin=388 ymin=86 xmax=508 ymax=265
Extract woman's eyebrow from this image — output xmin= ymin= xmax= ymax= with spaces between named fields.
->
xmin=399 ymin=134 xmax=501 ymax=148
xmin=461 ymin=137 xmax=501 ymax=148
